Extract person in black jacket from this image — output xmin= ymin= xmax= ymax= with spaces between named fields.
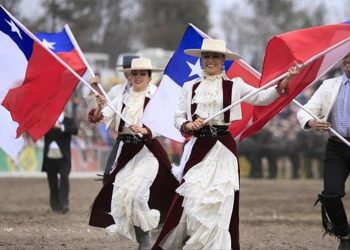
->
xmin=42 ymin=113 xmax=78 ymax=214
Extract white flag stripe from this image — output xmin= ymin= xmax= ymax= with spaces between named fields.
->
xmin=142 ymin=75 xmax=184 ymax=141
xmin=0 ymin=106 xmax=23 ymax=159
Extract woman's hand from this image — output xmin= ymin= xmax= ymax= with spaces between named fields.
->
xmin=184 ymin=118 xmax=205 ymax=132
xmin=307 ymin=118 xmax=331 ymax=132
xmin=129 ymin=125 xmax=148 ymax=135
xmin=90 ymin=76 xmax=100 ymax=85
xmin=95 ymin=95 xmax=107 ymax=110
xmin=276 ymin=63 xmax=303 ymax=95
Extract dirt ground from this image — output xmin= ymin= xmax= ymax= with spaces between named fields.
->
xmin=0 ymin=177 xmax=348 ymax=250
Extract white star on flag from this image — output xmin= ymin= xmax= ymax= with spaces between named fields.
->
xmin=42 ymin=39 xmax=56 ymax=50
xmin=186 ymin=59 xmax=202 ymax=77
xmin=6 ymin=19 xmax=22 ymax=39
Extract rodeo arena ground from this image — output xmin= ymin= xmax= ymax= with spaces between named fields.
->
xmin=0 ymin=125 xmax=348 ymax=250
xmin=0 ymin=176 xmax=348 ymax=250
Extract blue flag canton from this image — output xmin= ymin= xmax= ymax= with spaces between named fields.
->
xmin=35 ymin=29 xmax=74 ymax=53
xmin=164 ymin=25 xmax=233 ymax=88
xmin=0 ymin=7 xmax=33 ymax=60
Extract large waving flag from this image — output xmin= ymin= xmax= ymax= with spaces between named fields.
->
xmin=0 ymin=6 xmax=87 ymax=140
xmin=240 ymin=20 xmax=350 ymax=140
xmin=226 ymin=60 xmax=260 ymax=137
xmin=142 ymin=24 xmax=259 ymax=141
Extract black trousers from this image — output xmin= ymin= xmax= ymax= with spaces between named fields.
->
xmin=323 ymin=140 xmax=350 ymax=197
xmin=46 ymin=158 xmax=70 ymax=211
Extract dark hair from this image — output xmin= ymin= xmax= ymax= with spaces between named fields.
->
xmin=130 ymin=70 xmax=152 ymax=77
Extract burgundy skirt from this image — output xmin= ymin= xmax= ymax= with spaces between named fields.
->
xmin=89 ymin=138 xmax=179 ymax=228
xmin=153 ymin=134 xmax=240 ymax=250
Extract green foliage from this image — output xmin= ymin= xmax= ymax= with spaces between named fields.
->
xmin=31 ymin=0 xmax=135 ymax=66
xmin=0 ymin=0 xmax=21 ymax=16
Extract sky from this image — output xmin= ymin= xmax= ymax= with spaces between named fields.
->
xmin=208 ymin=0 xmax=350 ymax=38
xmin=20 ymin=0 xmax=350 ymax=34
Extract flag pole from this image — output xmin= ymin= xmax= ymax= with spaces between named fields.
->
xmin=203 ymin=73 xmax=286 ymax=123
xmin=2 ymin=7 xmax=132 ymax=126
xmin=204 ymin=35 xmax=350 ymax=124
xmin=63 ymin=24 xmax=111 ymax=102
xmin=292 ymin=100 xmax=350 ymax=147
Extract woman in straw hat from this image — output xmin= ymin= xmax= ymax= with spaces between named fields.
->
xmin=153 ymin=39 xmax=300 ymax=250
xmin=88 ymin=58 xmax=178 ymax=249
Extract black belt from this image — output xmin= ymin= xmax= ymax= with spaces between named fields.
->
xmin=118 ymin=134 xmax=146 ymax=144
xmin=329 ymin=136 xmax=350 ymax=144
xmin=193 ymin=125 xmax=229 ymax=138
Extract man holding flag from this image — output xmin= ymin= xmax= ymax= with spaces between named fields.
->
xmin=297 ymin=53 xmax=350 ymax=250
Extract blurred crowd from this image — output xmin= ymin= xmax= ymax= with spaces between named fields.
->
xmin=62 ymin=85 xmax=323 ymax=179
xmin=42 ymin=68 xmax=342 ymax=179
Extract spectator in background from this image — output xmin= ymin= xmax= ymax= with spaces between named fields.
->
xmin=296 ymin=129 xmax=326 ymax=179
xmin=42 ymin=109 xmax=78 ymax=214
xmin=239 ymin=132 xmax=263 ymax=178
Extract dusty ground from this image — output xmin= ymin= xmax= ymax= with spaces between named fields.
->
xmin=0 ymin=177 xmax=348 ymax=250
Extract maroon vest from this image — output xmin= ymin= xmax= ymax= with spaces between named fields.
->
xmin=191 ymin=79 xmax=233 ymax=123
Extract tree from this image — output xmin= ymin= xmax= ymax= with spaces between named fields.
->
xmin=137 ymin=0 xmax=209 ymax=50
xmin=32 ymin=0 xmax=137 ymax=67
xmin=0 ymin=0 xmax=21 ymax=16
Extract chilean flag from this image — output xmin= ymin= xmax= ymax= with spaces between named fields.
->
xmin=142 ymin=24 xmax=259 ymax=142
xmin=240 ymin=20 xmax=350 ymax=140
xmin=0 ymin=6 xmax=87 ymax=140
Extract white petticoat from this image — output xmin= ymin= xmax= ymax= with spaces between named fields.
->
xmin=160 ymin=140 xmax=239 ymax=250
xmin=105 ymin=145 xmax=160 ymax=241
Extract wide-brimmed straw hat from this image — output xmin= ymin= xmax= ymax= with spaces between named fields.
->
xmin=119 ymin=58 xmax=163 ymax=72
xmin=184 ymin=39 xmax=241 ymax=60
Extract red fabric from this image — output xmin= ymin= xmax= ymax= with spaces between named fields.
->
xmin=2 ymin=44 xmax=86 ymax=140
xmin=226 ymin=60 xmax=260 ymax=137
xmin=89 ymin=138 xmax=178 ymax=228
xmin=240 ymin=23 xmax=350 ymax=140
xmin=153 ymin=134 xmax=240 ymax=250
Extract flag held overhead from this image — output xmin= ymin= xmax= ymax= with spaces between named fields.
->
xmin=240 ymin=20 xmax=350 ymax=140
xmin=0 ymin=5 xmax=87 ymax=140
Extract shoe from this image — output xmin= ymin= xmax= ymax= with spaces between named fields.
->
xmin=50 ymin=209 xmax=60 ymax=214
xmin=338 ymin=239 xmax=350 ymax=250
xmin=134 ymin=226 xmax=152 ymax=250
xmin=61 ymin=205 xmax=69 ymax=214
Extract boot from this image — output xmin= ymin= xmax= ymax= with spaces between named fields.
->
xmin=338 ymin=239 xmax=350 ymax=250
xmin=134 ymin=226 xmax=152 ymax=250
xmin=318 ymin=193 xmax=350 ymax=239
